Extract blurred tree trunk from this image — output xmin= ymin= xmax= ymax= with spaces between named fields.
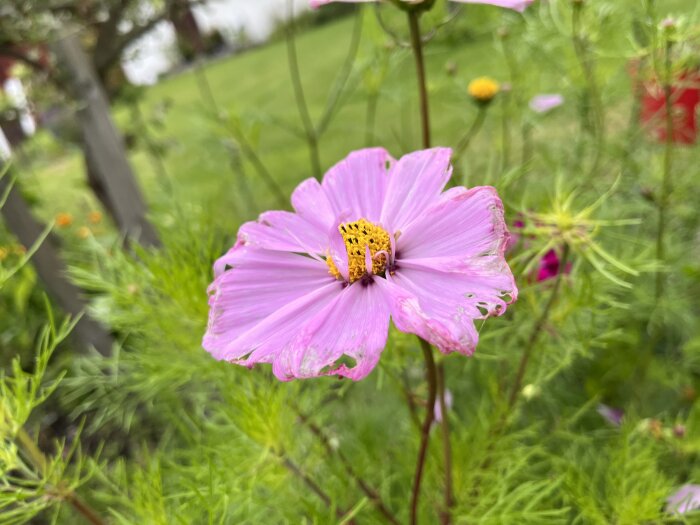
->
xmin=50 ymin=31 xmax=159 ymax=247
xmin=0 ymin=172 xmax=114 ymax=356
xmin=169 ymin=0 xmax=205 ymax=61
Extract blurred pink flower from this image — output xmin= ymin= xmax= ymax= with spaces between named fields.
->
xmin=529 ymin=94 xmax=564 ymax=114
xmin=310 ymin=0 xmax=535 ymax=13
xmin=204 ymin=148 xmax=517 ymax=381
xmin=507 ymin=218 xmax=571 ymax=282
xmin=596 ymin=404 xmax=623 ymax=426
xmin=434 ymin=389 xmax=453 ymax=423
xmin=667 ymin=485 xmax=700 ymax=515
xmin=537 ymin=249 xmax=571 ymax=282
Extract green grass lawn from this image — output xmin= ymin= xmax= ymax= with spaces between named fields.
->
xmin=16 ymin=3 xmax=640 ymax=227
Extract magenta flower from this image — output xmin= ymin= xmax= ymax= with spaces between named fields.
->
xmin=529 ymin=94 xmax=564 ymax=114
xmin=204 ymin=148 xmax=517 ymax=381
xmin=310 ymin=0 xmax=535 ymax=13
xmin=537 ymin=249 xmax=571 ymax=282
xmin=667 ymin=485 xmax=700 ymax=515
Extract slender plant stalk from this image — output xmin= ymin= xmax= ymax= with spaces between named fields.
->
xmin=507 ymin=245 xmax=570 ymax=409
xmin=295 ymin=409 xmax=401 ymax=525
xmin=131 ymin=102 xmax=173 ymax=196
xmin=407 ymin=10 xmax=431 ymax=149
xmin=410 ymin=338 xmax=438 ymax=525
xmin=278 ymin=449 xmax=352 ymax=521
xmin=193 ymin=60 xmax=287 ymax=207
xmin=521 ymin=120 xmax=533 ymax=167
xmin=316 ymin=9 xmax=364 ymax=136
xmin=285 ymin=4 xmax=363 ymax=178
xmin=365 ymin=91 xmax=380 ymax=147
xmin=571 ymin=1 xmax=605 ymax=177
xmin=499 ymin=32 xmax=518 ymax=173
xmin=655 ymin=36 xmax=674 ymax=301
xmin=285 ymin=0 xmax=322 ymax=179
xmin=436 ymin=363 xmax=453 ymax=525
xmin=453 ymin=108 xmax=487 ymax=164
xmin=16 ymin=428 xmax=107 ymax=525
xmin=500 ymin=92 xmax=511 ymax=173
xmin=193 ymin=60 xmax=219 ymax=117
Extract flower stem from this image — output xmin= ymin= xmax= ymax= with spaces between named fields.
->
xmin=507 ymin=245 xmax=570 ymax=409
xmin=278 ymin=449 xmax=351 ymax=521
xmin=436 ymin=363 xmax=453 ymax=525
xmin=571 ymin=0 xmax=604 ymax=177
xmin=410 ymin=338 xmax=438 ymax=525
xmin=294 ymin=408 xmax=401 ymax=525
xmin=655 ymin=36 xmax=674 ymax=301
xmin=16 ymin=428 xmax=107 ymax=525
xmin=407 ymin=10 xmax=431 ymax=149
xmin=285 ymin=0 xmax=322 ymax=179
xmin=453 ymin=108 xmax=487 ymax=164
xmin=365 ymin=91 xmax=380 ymax=147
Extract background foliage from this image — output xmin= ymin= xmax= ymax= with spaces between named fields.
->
xmin=2 ymin=0 xmax=700 ymax=523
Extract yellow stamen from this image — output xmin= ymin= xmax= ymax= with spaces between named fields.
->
xmin=326 ymin=218 xmax=391 ymax=283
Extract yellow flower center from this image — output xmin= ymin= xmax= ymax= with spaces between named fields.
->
xmin=468 ymin=77 xmax=500 ymax=102
xmin=327 ymin=218 xmax=391 ymax=283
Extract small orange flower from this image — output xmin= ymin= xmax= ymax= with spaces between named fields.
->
xmin=55 ymin=212 xmax=74 ymax=228
xmin=77 ymin=226 xmax=91 ymax=239
xmin=88 ymin=211 xmax=102 ymax=224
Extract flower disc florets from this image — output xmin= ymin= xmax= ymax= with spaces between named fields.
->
xmin=327 ymin=219 xmax=392 ymax=283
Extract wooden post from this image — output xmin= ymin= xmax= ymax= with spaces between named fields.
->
xmin=0 ymin=173 xmax=114 ymax=355
xmin=50 ymin=31 xmax=159 ymax=247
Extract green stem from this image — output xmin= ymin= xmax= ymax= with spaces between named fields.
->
xmin=16 ymin=428 xmax=107 ymax=525
xmin=295 ymin=409 xmax=401 ymax=525
xmin=410 ymin=338 xmax=438 ymax=525
xmin=194 ymin=59 xmax=286 ymax=207
xmin=365 ymin=91 xmax=379 ymax=147
xmin=407 ymin=11 xmax=431 ymax=149
xmin=500 ymin=92 xmax=511 ymax=173
xmin=317 ymin=8 xmax=364 ymax=136
xmin=655 ymin=36 xmax=674 ymax=301
xmin=571 ymin=1 xmax=604 ymax=177
xmin=453 ymin=108 xmax=487 ymax=164
xmin=436 ymin=363 xmax=453 ymax=525
xmin=507 ymin=244 xmax=570 ymax=409
xmin=285 ymin=0 xmax=322 ymax=179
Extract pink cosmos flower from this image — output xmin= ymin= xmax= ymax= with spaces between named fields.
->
xmin=310 ymin=0 xmax=535 ymax=13
xmin=529 ymin=94 xmax=564 ymax=114
xmin=537 ymin=249 xmax=571 ymax=282
xmin=204 ymin=148 xmax=517 ymax=381
xmin=667 ymin=485 xmax=700 ymax=515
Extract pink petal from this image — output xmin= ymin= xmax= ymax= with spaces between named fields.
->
xmin=397 ymin=186 xmax=509 ymax=261
xmin=203 ymin=246 xmax=337 ymax=361
xmin=451 ymin=0 xmax=534 ymax=12
xmin=238 ymin=210 xmax=329 ymax=255
xmin=311 ymin=0 xmax=376 ymax=7
xmin=272 ymin=279 xmax=391 ymax=381
xmin=321 ymin=147 xmax=393 ymax=223
xmin=529 ymin=94 xmax=564 ymax=113
xmin=386 ymin=266 xmax=504 ymax=355
xmin=667 ymin=485 xmax=700 ymax=515
xmin=291 ymin=177 xmax=336 ymax=233
xmin=380 ymin=148 xmax=453 ymax=232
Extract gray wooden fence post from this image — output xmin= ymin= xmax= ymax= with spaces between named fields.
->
xmin=0 ymin=173 xmax=114 ymax=355
xmin=50 ymin=31 xmax=160 ymax=247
